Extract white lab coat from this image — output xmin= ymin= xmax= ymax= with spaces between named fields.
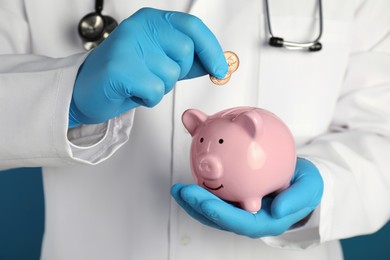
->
xmin=1 ymin=0 xmax=390 ymax=259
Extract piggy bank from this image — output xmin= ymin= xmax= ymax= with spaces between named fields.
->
xmin=182 ymin=107 xmax=296 ymax=213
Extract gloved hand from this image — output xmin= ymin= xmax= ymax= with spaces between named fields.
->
xmin=171 ymin=158 xmax=324 ymax=238
xmin=69 ymin=8 xmax=228 ymax=128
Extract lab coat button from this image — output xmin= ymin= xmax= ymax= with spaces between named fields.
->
xmin=180 ymin=235 xmax=191 ymax=246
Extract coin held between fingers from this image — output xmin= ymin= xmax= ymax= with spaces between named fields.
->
xmin=225 ymin=51 xmax=239 ymax=73
xmin=210 ymin=51 xmax=239 ymax=85
xmin=210 ymin=74 xmax=231 ymax=85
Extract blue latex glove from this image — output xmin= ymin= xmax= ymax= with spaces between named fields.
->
xmin=69 ymin=8 xmax=228 ymax=128
xmin=171 ymin=158 xmax=324 ymax=238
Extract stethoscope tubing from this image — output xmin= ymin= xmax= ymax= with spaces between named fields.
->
xmin=264 ymin=0 xmax=323 ymax=51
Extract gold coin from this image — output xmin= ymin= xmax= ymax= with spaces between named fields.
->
xmin=210 ymin=74 xmax=231 ymax=85
xmin=224 ymin=51 xmax=239 ymax=73
xmin=210 ymin=51 xmax=239 ymax=85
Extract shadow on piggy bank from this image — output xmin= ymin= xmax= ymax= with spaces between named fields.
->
xmin=182 ymin=106 xmax=296 ymax=213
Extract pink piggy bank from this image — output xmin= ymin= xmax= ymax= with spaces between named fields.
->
xmin=182 ymin=107 xmax=296 ymax=213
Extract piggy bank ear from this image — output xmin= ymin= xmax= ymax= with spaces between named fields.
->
xmin=182 ymin=109 xmax=208 ymax=136
xmin=234 ymin=110 xmax=263 ymax=138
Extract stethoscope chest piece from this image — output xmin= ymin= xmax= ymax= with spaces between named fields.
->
xmin=78 ymin=0 xmax=118 ymax=50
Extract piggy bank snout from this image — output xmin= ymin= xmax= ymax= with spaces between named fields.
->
xmin=197 ymin=155 xmax=223 ymax=180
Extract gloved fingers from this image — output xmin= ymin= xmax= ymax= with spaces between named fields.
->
xmin=199 ymin=199 xmax=259 ymax=237
xmin=171 ymin=184 xmax=224 ymax=230
xmin=178 ymin=184 xmax=224 ymax=212
xmin=166 ymin=12 xmax=228 ymax=79
xmin=176 ymin=185 xmax=272 ymax=237
xmin=171 ymin=184 xmax=315 ymax=238
xmin=73 ymin=67 xmax=129 ymax=123
xmin=145 ymin=52 xmax=181 ymax=94
xmin=270 ymin=180 xmax=319 ymax=220
xmin=182 ymin=54 xmax=208 ymax=80
xmin=114 ymin=99 xmax=139 ymax=118
xmin=201 ymin=197 xmax=313 ymax=238
xmin=268 ymin=207 xmax=315 ymax=236
xmin=199 ymin=197 xmax=277 ymax=237
xmin=156 ymin=29 xmax=195 ymax=79
xmin=113 ymin=66 xmax=166 ymax=108
xmin=271 ymin=158 xmax=324 ymax=219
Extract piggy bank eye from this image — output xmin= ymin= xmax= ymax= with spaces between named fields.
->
xmin=219 ymin=139 xmax=224 ymax=144
xmin=200 ymin=137 xmax=204 ymax=143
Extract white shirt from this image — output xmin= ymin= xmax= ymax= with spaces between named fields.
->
xmin=1 ymin=0 xmax=390 ymax=259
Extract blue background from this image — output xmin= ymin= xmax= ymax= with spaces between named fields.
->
xmin=0 ymin=168 xmax=389 ymax=260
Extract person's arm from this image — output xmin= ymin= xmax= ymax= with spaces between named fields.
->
xmin=0 ymin=5 xmax=228 ymax=170
xmin=262 ymin=0 xmax=390 ymax=249
xmin=0 ymin=0 xmax=100 ymax=170
xmin=0 ymin=37 xmax=135 ymax=170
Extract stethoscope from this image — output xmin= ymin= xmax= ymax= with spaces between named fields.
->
xmin=264 ymin=0 xmax=323 ymax=51
xmin=78 ymin=0 xmax=118 ymax=50
xmin=78 ymin=0 xmax=323 ymax=52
